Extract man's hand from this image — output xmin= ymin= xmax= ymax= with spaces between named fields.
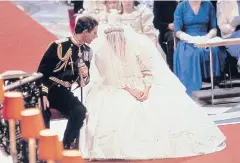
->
xmin=168 ymin=23 xmax=174 ymax=31
xmin=79 ymin=65 xmax=89 ymax=78
xmin=38 ymin=96 xmax=49 ymax=110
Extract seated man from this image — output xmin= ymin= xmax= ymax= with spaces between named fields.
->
xmin=37 ymin=16 xmax=98 ymax=149
xmin=217 ymin=0 xmax=240 ymax=65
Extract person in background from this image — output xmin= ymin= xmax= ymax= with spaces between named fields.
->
xmin=98 ymin=0 xmax=121 ymax=23
xmin=72 ymin=0 xmax=84 ymax=14
xmin=153 ymin=0 xmax=179 ymax=71
xmin=217 ymin=0 xmax=240 ymax=66
xmin=173 ymin=0 xmax=226 ymax=96
xmin=211 ymin=0 xmax=217 ymax=10
xmin=120 ymin=0 xmax=158 ymax=44
xmin=81 ymin=0 xmax=105 ymax=20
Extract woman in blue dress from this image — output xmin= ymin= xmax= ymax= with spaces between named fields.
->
xmin=173 ymin=0 xmax=226 ymax=95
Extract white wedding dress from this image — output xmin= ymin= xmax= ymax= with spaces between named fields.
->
xmin=79 ymin=19 xmax=226 ymax=160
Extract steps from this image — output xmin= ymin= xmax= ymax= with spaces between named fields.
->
xmin=192 ymin=86 xmax=240 ymax=107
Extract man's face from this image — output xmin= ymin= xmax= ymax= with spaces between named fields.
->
xmin=106 ymin=0 xmax=119 ymax=10
xmin=84 ymin=26 xmax=98 ymax=44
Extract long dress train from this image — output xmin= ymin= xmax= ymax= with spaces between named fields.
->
xmin=79 ymin=25 xmax=226 ymax=160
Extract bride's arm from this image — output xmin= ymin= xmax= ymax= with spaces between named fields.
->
xmin=136 ymin=44 xmax=154 ymax=101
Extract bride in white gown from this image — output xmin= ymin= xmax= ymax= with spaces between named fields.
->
xmin=79 ymin=12 xmax=226 ymax=160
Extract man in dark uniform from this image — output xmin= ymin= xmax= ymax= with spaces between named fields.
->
xmin=37 ymin=16 xmax=98 ymax=149
xmin=153 ymin=0 xmax=179 ymax=72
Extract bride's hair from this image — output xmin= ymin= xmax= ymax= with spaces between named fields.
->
xmin=104 ymin=25 xmax=126 ymax=57
xmin=104 ymin=26 xmax=124 ymax=34
xmin=103 ymin=10 xmax=126 ymax=56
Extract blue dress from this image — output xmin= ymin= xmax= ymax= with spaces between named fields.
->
xmin=173 ymin=0 xmax=226 ymax=95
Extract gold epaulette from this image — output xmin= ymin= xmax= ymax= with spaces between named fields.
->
xmin=54 ymin=42 xmax=73 ymax=73
xmin=56 ymin=44 xmax=72 ymax=62
xmin=55 ymin=38 xmax=69 ymax=44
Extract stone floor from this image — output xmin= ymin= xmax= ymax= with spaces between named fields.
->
xmin=15 ymin=1 xmax=71 ymax=38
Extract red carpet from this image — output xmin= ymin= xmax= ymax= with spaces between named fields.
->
xmin=0 ymin=2 xmax=65 ymax=119
xmin=0 ymin=1 xmax=56 ymax=73
xmin=84 ymin=124 xmax=240 ymax=163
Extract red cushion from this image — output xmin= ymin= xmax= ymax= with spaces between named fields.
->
xmin=50 ymin=109 xmax=65 ymax=120
xmin=68 ymin=9 xmax=75 ymax=34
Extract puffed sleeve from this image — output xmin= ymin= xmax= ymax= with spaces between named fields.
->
xmin=217 ymin=0 xmax=236 ymax=38
xmin=140 ymin=7 xmax=158 ymax=41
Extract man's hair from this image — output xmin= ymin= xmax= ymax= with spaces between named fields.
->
xmin=75 ymin=16 xmax=99 ymax=34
